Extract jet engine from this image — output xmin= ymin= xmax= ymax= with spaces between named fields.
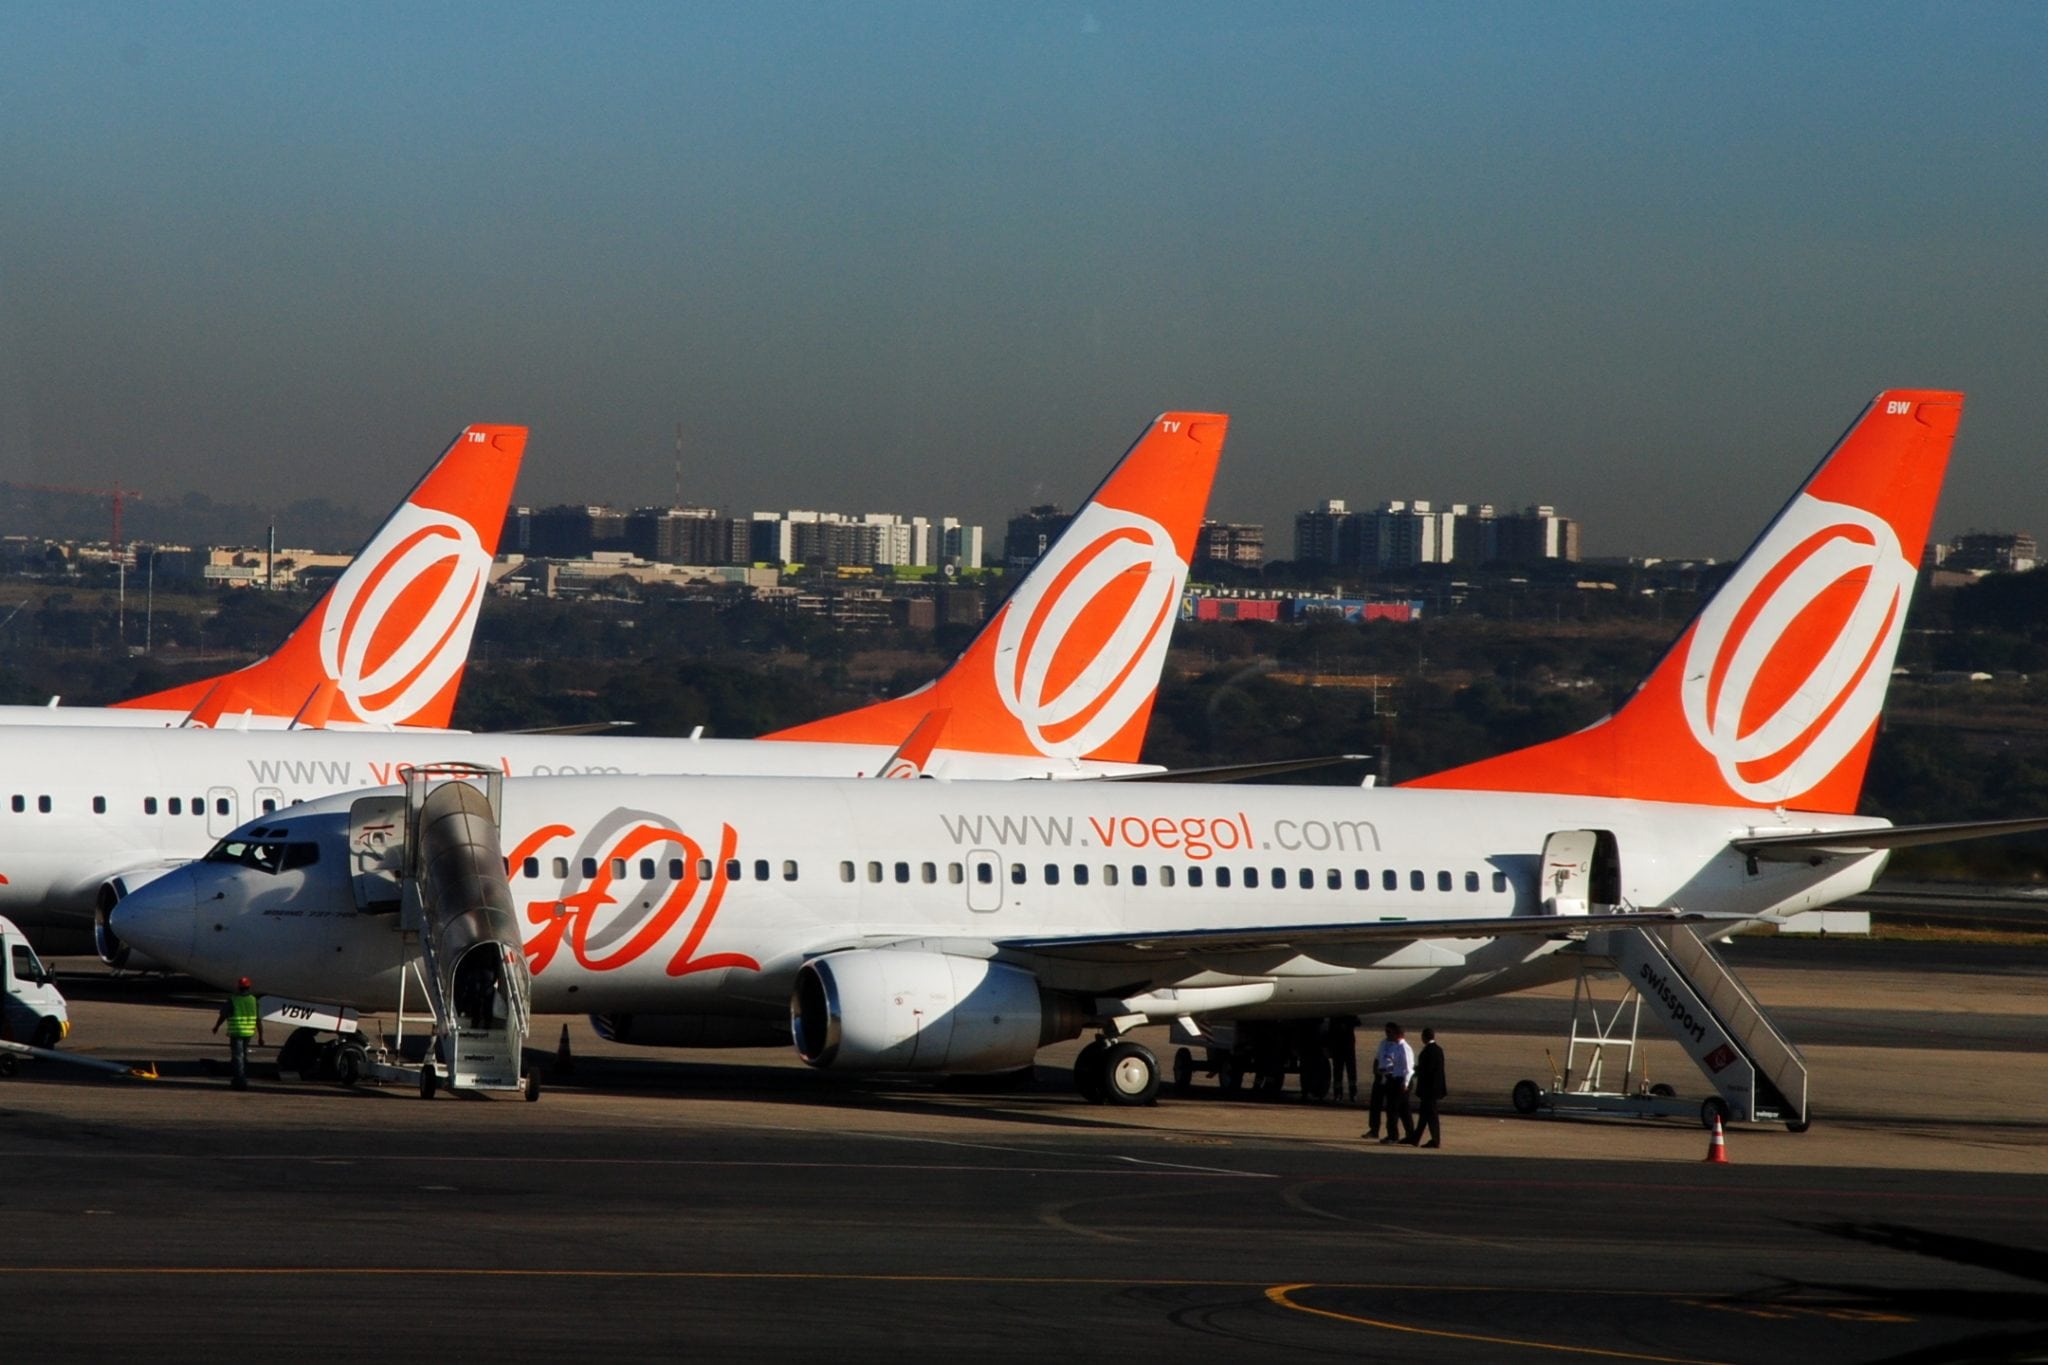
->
xmin=791 ymin=950 xmax=1085 ymax=1073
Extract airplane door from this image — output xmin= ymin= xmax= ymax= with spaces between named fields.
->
xmin=349 ymin=795 xmax=407 ymax=912
xmin=207 ymin=786 xmax=239 ymax=838
xmin=253 ymin=786 xmax=285 ymax=817
xmin=965 ymin=850 xmax=1002 ymax=913
xmin=1539 ymin=829 xmax=1621 ymax=914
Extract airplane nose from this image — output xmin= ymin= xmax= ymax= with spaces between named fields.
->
xmin=107 ymin=867 xmax=199 ymax=972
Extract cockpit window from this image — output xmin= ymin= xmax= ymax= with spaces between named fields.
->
xmin=203 ymin=839 xmax=319 ymax=875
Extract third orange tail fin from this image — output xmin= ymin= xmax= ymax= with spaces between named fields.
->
xmin=765 ymin=412 xmax=1229 ymax=764
xmin=1409 ymin=390 xmax=1963 ymax=813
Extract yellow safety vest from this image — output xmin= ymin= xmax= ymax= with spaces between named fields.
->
xmin=227 ymin=990 xmax=260 ymax=1039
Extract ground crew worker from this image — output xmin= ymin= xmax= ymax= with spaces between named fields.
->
xmin=212 ymin=976 xmax=264 ymax=1090
xmin=1327 ymin=1014 xmax=1359 ymax=1104
xmin=1368 ymin=1022 xmax=1414 ymax=1144
xmin=1407 ymin=1026 xmax=1447 ymax=1148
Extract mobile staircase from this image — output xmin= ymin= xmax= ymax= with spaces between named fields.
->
xmin=348 ymin=767 xmax=538 ymax=1101
xmin=1514 ymin=924 xmax=1809 ymax=1131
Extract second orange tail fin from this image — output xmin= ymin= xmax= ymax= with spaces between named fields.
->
xmin=117 ymin=424 xmax=526 ymax=729
xmin=765 ymin=412 xmax=1229 ymax=764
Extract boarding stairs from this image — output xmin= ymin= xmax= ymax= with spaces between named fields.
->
xmin=1584 ymin=924 xmax=1808 ymax=1128
xmin=348 ymin=767 xmax=535 ymax=1098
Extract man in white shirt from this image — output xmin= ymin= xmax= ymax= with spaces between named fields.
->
xmin=1369 ymin=1022 xmax=1415 ymax=1144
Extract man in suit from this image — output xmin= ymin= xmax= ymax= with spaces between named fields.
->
xmin=1407 ymin=1026 xmax=1448 ymax=1148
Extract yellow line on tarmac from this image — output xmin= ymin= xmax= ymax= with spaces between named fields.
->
xmin=1265 ymin=1283 xmax=1734 ymax=1365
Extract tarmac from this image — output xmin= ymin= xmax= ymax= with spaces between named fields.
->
xmin=2 ymin=934 xmax=2043 ymax=1363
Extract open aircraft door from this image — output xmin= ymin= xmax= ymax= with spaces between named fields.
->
xmin=1539 ymin=829 xmax=1620 ymax=915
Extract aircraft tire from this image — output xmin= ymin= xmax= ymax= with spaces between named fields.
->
xmin=336 ymin=1042 xmax=368 ymax=1088
xmin=1511 ymin=1079 xmax=1542 ymax=1115
xmin=1103 ymin=1041 xmax=1160 ymax=1107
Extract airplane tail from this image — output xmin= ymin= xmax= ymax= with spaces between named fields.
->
xmin=1408 ymin=390 xmax=1963 ymax=813
xmin=763 ymin=413 xmax=1229 ymax=764
xmin=116 ymin=424 xmax=527 ymax=729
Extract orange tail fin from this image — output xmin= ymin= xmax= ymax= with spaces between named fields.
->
xmin=1408 ymin=390 xmax=1963 ymax=813
xmin=765 ymin=412 xmax=1229 ymax=764
xmin=118 ymin=424 xmax=526 ymax=729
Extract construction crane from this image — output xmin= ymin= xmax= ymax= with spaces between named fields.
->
xmin=1 ymin=481 xmax=143 ymax=559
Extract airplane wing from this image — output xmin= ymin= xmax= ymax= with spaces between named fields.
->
xmin=1732 ymin=816 xmax=2048 ymax=862
xmin=994 ymin=907 xmax=1727 ymax=966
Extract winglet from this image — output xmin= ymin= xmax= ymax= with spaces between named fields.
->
xmin=764 ymin=412 xmax=1228 ymax=764
xmin=1409 ymin=391 xmax=1963 ymax=812
xmin=875 ymin=709 xmax=952 ymax=779
xmin=117 ymin=424 xmax=527 ymax=729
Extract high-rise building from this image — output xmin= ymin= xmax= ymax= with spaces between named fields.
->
xmin=1004 ymin=505 xmax=1071 ymax=570
xmin=941 ymin=517 xmax=984 ymax=569
xmin=1196 ymin=520 xmax=1265 ymax=570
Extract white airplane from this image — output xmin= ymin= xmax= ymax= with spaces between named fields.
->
xmin=1 ymin=413 xmax=1229 ymax=955
xmin=114 ymin=390 xmax=2035 ymax=1117
xmin=0 ymin=424 xmax=528 ymax=731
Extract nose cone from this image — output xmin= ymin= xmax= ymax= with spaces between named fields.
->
xmin=108 ymin=867 xmax=199 ymax=974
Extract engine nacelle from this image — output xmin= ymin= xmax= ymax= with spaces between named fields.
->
xmin=791 ymin=950 xmax=1082 ymax=1074
xmin=589 ymin=1013 xmax=790 ymax=1049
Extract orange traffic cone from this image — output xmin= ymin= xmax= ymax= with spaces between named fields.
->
xmin=1703 ymin=1113 xmax=1728 ymax=1164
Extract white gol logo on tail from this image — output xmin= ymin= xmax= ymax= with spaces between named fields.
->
xmin=318 ymin=504 xmax=492 ymax=723
xmin=993 ymin=502 xmax=1185 ymax=758
xmin=1681 ymin=494 xmax=1915 ymax=802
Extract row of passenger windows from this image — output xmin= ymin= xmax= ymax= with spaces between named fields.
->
xmin=836 ymin=860 xmax=1510 ymax=894
xmin=507 ymin=855 xmax=1510 ymax=896
xmin=6 ymin=795 xmax=284 ymax=817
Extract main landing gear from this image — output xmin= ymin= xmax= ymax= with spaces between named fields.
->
xmin=1072 ymin=1036 xmax=1161 ymax=1107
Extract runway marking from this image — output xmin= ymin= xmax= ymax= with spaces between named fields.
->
xmin=1106 ymin=1154 xmax=1270 ymax=1178
xmin=1277 ymin=1180 xmax=1525 ymax=1250
xmin=1265 ymin=1283 xmax=1734 ymax=1363
xmin=1037 ymin=1199 xmax=1138 ymax=1244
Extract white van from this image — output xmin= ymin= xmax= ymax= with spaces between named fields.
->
xmin=1 ymin=915 xmax=68 ymax=1050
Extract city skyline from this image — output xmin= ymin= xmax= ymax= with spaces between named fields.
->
xmin=3 ymin=5 xmax=2043 ymax=559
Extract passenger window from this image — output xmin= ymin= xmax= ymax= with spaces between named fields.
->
xmin=1354 ymin=869 xmax=1369 ymax=890
xmin=1188 ymin=867 xmax=1204 ymax=888
xmin=1298 ymin=868 xmax=1313 ymax=890
xmin=1215 ymin=867 xmax=1231 ymax=889
xmin=754 ymin=859 xmax=770 ymax=881
xmin=1131 ymin=865 xmax=1148 ymax=887
xmin=947 ymin=863 xmax=963 ymax=885
xmin=866 ymin=861 xmax=882 ymax=883
xmin=8 ymin=795 xmax=20 ymax=813
xmin=260 ymin=799 xmax=277 ymax=814
xmin=1043 ymin=863 xmax=1059 ymax=885
xmin=699 ymin=859 xmax=714 ymax=880
xmin=975 ymin=863 xmax=992 ymax=885
xmin=895 ymin=861 xmax=911 ymax=884
xmin=1408 ymin=870 xmax=1423 ymax=891
xmin=551 ymin=857 xmax=568 ymax=878
xmin=1074 ymin=865 xmax=1089 ymax=886
xmin=840 ymin=861 xmax=855 ymax=883
xmin=1494 ymin=872 xmax=1509 ymax=893
xmin=1159 ymin=866 xmax=1176 ymax=887
xmin=1327 ymin=869 xmax=1340 ymax=890
xmin=1383 ymin=869 xmax=1397 ymax=891
xmin=784 ymin=860 xmax=799 ymax=882
xmin=669 ymin=860 xmax=684 ymax=879
xmin=39 ymin=796 xmax=52 ymax=814
xmin=1465 ymin=871 xmax=1480 ymax=892
xmin=1010 ymin=863 xmax=1025 ymax=885
xmin=523 ymin=858 xmax=539 ymax=878
xmin=215 ymin=798 xmax=229 ymax=816
xmin=1102 ymin=865 xmax=1119 ymax=887
xmin=920 ymin=862 xmax=936 ymax=884
xmin=639 ymin=858 xmax=655 ymax=880
xmin=92 ymin=796 xmax=107 ymax=815
xmin=1437 ymin=870 xmax=1452 ymax=892
xmin=191 ymin=797 xmax=202 ymax=814
xmin=583 ymin=858 xmax=598 ymax=878
xmin=610 ymin=858 xmax=627 ymax=879
xmin=168 ymin=798 xmax=182 ymax=816
xmin=1245 ymin=867 xmax=1259 ymax=889
xmin=725 ymin=859 xmax=741 ymax=881
xmin=1272 ymin=867 xmax=1286 ymax=889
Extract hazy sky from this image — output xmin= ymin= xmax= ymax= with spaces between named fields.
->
xmin=2 ymin=3 xmax=2043 ymax=559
